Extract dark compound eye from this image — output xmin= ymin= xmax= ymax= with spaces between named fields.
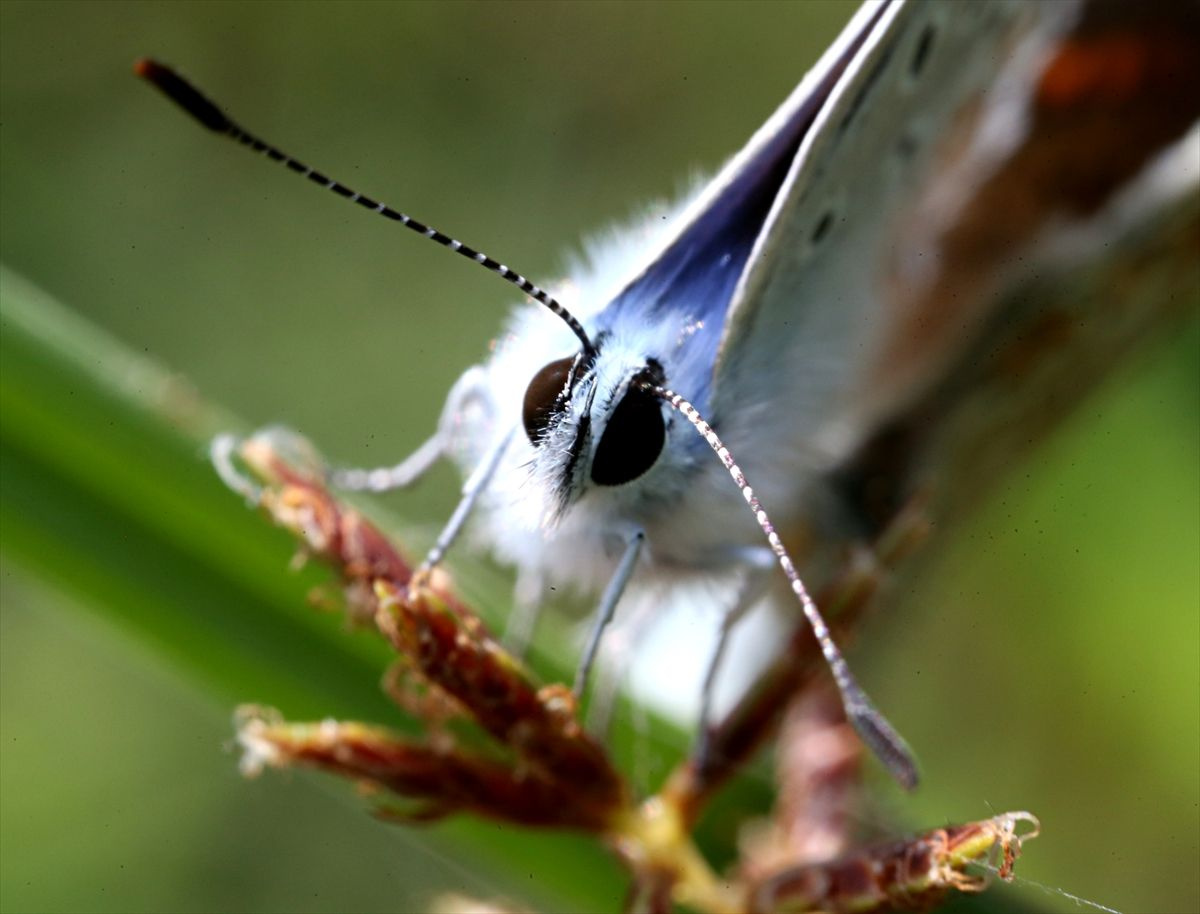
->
xmin=523 ymin=356 xmax=575 ymax=445
xmin=590 ymin=385 xmax=665 ymax=486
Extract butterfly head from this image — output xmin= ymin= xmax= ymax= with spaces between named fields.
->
xmin=521 ymin=332 xmax=670 ymax=518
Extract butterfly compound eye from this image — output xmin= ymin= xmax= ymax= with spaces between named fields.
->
xmin=590 ymin=386 xmax=665 ymax=486
xmin=523 ymin=356 xmax=576 ymax=445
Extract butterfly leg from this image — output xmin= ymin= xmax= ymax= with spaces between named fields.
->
xmin=420 ymin=426 xmax=513 ymax=572
xmin=210 ymin=425 xmax=333 ymax=505
xmin=573 ymin=528 xmax=645 ymax=699
xmin=502 ymin=566 xmax=545 ymax=657
xmin=694 ymin=548 xmax=774 ymax=770
xmin=586 ymin=592 xmax=661 ymax=739
xmin=324 ymin=364 xmax=512 ymax=573
xmin=330 ymin=431 xmax=445 ymax=493
xmin=332 ymin=366 xmax=493 ymax=493
xmin=211 ymin=432 xmax=264 ymax=505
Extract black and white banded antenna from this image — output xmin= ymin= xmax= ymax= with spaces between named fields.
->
xmin=646 ymin=383 xmax=919 ymax=791
xmin=133 ymin=58 xmax=595 ymax=358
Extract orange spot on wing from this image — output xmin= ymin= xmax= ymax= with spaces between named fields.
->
xmin=1039 ymin=33 xmax=1198 ymax=109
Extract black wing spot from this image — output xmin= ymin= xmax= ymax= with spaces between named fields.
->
xmin=910 ymin=23 xmax=936 ymax=78
xmin=838 ymin=39 xmax=896 ymax=134
xmin=811 ymin=211 xmax=834 ymax=245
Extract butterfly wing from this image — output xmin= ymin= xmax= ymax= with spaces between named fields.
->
xmin=707 ymin=0 xmax=1038 ymax=479
xmin=709 ymin=0 xmax=1199 ymax=535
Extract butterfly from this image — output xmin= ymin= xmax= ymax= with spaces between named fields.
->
xmin=137 ymin=0 xmax=1198 ymax=801
xmin=122 ymin=0 xmax=1200 ymax=911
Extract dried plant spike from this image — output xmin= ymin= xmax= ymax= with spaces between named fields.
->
xmin=745 ymin=811 xmax=1041 ymax=914
xmin=220 ymin=432 xmax=625 ymax=822
xmin=234 ymin=707 xmax=621 ymax=830
xmin=234 ymin=705 xmax=288 ymax=777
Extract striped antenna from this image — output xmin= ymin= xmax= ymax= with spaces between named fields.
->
xmin=646 ymin=383 xmax=919 ymax=791
xmin=133 ymin=58 xmax=595 ymax=357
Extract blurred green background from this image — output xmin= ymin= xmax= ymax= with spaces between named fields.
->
xmin=2 ymin=2 xmax=1196 ymax=913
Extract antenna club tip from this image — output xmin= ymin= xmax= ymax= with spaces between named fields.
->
xmin=890 ymin=755 xmax=919 ymax=792
xmin=133 ymin=57 xmax=166 ymax=80
xmin=846 ymin=702 xmax=920 ymax=791
xmin=133 ymin=58 xmax=233 ymax=134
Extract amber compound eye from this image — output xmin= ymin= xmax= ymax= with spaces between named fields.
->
xmin=522 ymin=356 xmax=576 ymax=445
xmin=590 ymin=384 xmax=666 ymax=486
